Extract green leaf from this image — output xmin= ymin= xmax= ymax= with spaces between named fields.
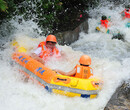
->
xmin=0 ymin=0 xmax=8 ymax=12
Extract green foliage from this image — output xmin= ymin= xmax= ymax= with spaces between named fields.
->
xmin=0 ymin=0 xmax=8 ymax=12
xmin=14 ymin=0 xmax=63 ymax=33
xmin=0 ymin=0 xmax=100 ymax=34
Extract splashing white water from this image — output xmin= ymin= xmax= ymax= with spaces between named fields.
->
xmin=0 ymin=2 xmax=130 ymax=110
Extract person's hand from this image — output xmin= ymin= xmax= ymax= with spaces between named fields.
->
xmin=54 ymin=69 xmax=58 ymax=72
xmin=53 ymin=69 xmax=62 ymax=74
xmin=31 ymin=53 xmax=45 ymax=65
xmin=40 ymin=60 xmax=45 ymax=65
xmin=37 ymin=58 xmax=45 ymax=65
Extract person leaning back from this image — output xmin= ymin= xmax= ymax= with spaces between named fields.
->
xmin=55 ymin=55 xmax=93 ymax=79
xmin=31 ymin=35 xmax=61 ymax=64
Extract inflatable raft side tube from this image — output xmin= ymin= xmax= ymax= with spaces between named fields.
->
xmin=12 ymin=52 xmax=101 ymax=96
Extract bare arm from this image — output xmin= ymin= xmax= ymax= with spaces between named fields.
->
xmin=122 ymin=16 xmax=126 ymax=20
xmin=120 ymin=10 xmax=124 ymax=14
xmin=31 ymin=53 xmax=45 ymax=64
xmin=55 ymin=68 xmax=76 ymax=76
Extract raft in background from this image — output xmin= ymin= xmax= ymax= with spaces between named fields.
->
xmin=95 ymin=26 xmax=125 ymax=41
xmin=12 ymin=52 xmax=102 ymax=98
xmin=95 ymin=15 xmax=128 ymax=41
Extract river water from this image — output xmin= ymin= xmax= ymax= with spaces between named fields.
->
xmin=0 ymin=2 xmax=130 ymax=110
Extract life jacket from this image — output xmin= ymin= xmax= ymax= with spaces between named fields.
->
xmin=124 ymin=9 xmax=130 ymax=18
xmin=37 ymin=41 xmax=60 ymax=60
xmin=74 ymin=64 xmax=93 ymax=79
xmin=100 ymin=20 xmax=109 ymax=28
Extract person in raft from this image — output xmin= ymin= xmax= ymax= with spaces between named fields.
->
xmin=120 ymin=5 xmax=130 ymax=20
xmin=31 ymin=34 xmax=61 ymax=64
xmin=100 ymin=15 xmax=110 ymax=28
xmin=55 ymin=55 xmax=93 ymax=79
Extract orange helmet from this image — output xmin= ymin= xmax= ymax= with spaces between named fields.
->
xmin=46 ymin=35 xmax=57 ymax=43
xmin=79 ymin=55 xmax=91 ymax=65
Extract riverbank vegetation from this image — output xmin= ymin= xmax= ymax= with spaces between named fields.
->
xmin=0 ymin=0 xmax=99 ymax=34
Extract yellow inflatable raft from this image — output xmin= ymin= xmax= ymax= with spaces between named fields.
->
xmin=12 ymin=52 xmax=102 ymax=99
xmin=11 ymin=40 xmax=102 ymax=98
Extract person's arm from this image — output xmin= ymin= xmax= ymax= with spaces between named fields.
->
xmin=120 ymin=11 xmax=125 ymax=19
xmin=120 ymin=10 xmax=124 ymax=14
xmin=122 ymin=16 xmax=126 ymax=20
xmin=31 ymin=47 xmax=45 ymax=64
xmin=55 ymin=68 xmax=76 ymax=76
xmin=31 ymin=53 xmax=45 ymax=64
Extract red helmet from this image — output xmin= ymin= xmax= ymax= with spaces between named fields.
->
xmin=79 ymin=55 xmax=91 ymax=65
xmin=46 ymin=35 xmax=57 ymax=43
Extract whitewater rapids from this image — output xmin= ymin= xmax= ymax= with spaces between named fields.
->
xmin=0 ymin=2 xmax=130 ymax=110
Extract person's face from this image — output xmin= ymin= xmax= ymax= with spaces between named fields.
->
xmin=126 ymin=8 xmax=129 ymax=12
xmin=46 ymin=41 xmax=56 ymax=49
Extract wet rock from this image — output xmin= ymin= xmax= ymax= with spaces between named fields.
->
xmin=104 ymin=80 xmax=130 ymax=110
xmin=55 ymin=19 xmax=88 ymax=45
xmin=112 ymin=33 xmax=125 ymax=42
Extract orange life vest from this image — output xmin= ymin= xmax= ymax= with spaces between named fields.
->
xmin=74 ymin=64 xmax=93 ymax=79
xmin=124 ymin=9 xmax=130 ymax=18
xmin=100 ymin=20 xmax=109 ymax=28
xmin=37 ymin=41 xmax=60 ymax=60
